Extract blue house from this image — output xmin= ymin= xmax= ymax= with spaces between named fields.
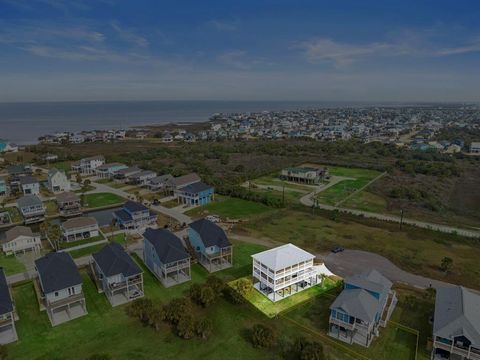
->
xmin=143 ymin=228 xmax=191 ymax=287
xmin=174 ymin=181 xmax=214 ymax=206
xmin=113 ymin=201 xmax=156 ymax=230
xmin=328 ymin=270 xmax=397 ymax=347
xmin=188 ymin=219 xmax=232 ymax=273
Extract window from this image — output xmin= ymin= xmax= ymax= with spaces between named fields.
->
xmin=55 ymin=292 xmax=59 ymax=297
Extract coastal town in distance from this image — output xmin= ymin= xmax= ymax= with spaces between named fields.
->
xmin=1 ymin=1 xmax=480 ymax=360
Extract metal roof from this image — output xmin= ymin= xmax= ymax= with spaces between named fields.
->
xmin=251 ymin=243 xmax=315 ymax=271
xmin=330 ymin=288 xmax=380 ymax=323
xmin=434 ymin=286 xmax=480 ymax=346
xmin=344 ymin=269 xmax=392 ymax=295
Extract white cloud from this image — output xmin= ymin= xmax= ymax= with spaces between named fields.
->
xmin=111 ymin=22 xmax=149 ymax=48
xmin=208 ymin=20 xmax=238 ymax=32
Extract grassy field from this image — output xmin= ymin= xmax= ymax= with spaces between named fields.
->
xmin=83 ymin=192 xmax=125 ymax=208
xmin=316 ymin=166 xmax=382 ymax=205
xmin=283 ymin=285 xmax=432 ymax=360
xmin=59 ymin=235 xmax=105 ymax=250
xmin=229 ymin=276 xmax=339 ymax=318
xmin=44 ymin=200 xmax=59 ymax=216
xmin=49 ymin=161 xmax=72 ymax=173
xmin=7 ymin=241 xmax=272 ymax=360
xmin=186 ymin=195 xmax=273 ymax=219
xmin=341 ymin=191 xmax=388 ymax=213
xmin=5 ymin=207 xmax=23 ymax=223
xmin=0 ymin=253 xmax=26 ymax=275
xmin=238 ymin=209 xmax=480 ymax=290
xmin=251 ymin=174 xmax=315 ymax=192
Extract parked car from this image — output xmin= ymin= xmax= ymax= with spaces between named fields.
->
xmin=205 ymin=215 xmax=220 ymax=223
xmin=331 ymin=246 xmax=345 ymax=253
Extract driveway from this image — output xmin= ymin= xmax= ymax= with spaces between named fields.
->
xmin=324 ymin=249 xmax=453 ymax=290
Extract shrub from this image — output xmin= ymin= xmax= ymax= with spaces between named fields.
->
xmin=176 ymin=313 xmax=196 ymax=339
xmin=223 ymin=286 xmax=245 ymax=304
xmin=292 ymin=338 xmax=325 ymax=360
xmin=232 ymin=278 xmax=252 ymax=297
xmin=195 ymin=318 xmax=213 ymax=340
xmin=164 ymin=297 xmax=193 ymax=325
xmin=125 ymin=298 xmax=154 ymax=325
xmin=206 ymin=275 xmax=225 ymax=295
xmin=250 ymin=324 xmax=276 ymax=348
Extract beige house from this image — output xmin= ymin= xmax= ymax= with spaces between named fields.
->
xmin=1 ymin=226 xmax=42 ymax=255
xmin=61 ymin=217 xmax=100 ymax=242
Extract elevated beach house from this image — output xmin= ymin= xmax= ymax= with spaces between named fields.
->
xmin=1 ymin=226 xmax=41 ymax=255
xmin=61 ymin=216 xmax=99 ymax=242
xmin=113 ymin=166 xmax=141 ymax=182
xmin=166 ymin=173 xmax=201 ymax=194
xmin=47 ymin=168 xmax=71 ymax=193
xmin=91 ymin=242 xmax=144 ymax=306
xmin=55 ymin=191 xmax=82 ymax=217
xmin=175 ymin=181 xmax=214 ymax=206
xmin=127 ymin=170 xmax=157 ymax=186
xmin=35 ymin=252 xmax=87 ymax=326
xmin=280 ymin=166 xmax=327 ymax=184
xmin=146 ymin=174 xmax=173 ymax=192
xmin=0 ymin=268 xmax=17 ymax=345
xmin=432 ymin=286 xmax=480 ymax=360
xmin=71 ymin=155 xmax=105 ymax=175
xmin=188 ymin=219 xmax=232 ymax=272
xmin=251 ymin=243 xmax=319 ymax=302
xmin=143 ymin=228 xmax=191 ymax=287
xmin=95 ymin=163 xmax=128 ymax=179
xmin=113 ymin=201 xmax=157 ymax=230
xmin=19 ymin=175 xmax=40 ymax=195
xmin=17 ymin=194 xmax=45 ymax=224
xmin=328 ymin=269 xmax=397 ymax=347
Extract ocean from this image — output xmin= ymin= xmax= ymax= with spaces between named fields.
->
xmin=0 ymin=100 xmax=384 ymax=145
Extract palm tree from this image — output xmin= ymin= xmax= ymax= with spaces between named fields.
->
xmin=49 ymin=224 xmax=62 ymax=251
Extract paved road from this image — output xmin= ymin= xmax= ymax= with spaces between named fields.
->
xmin=324 ymin=249 xmax=453 ymax=290
xmin=300 ymin=185 xmax=480 ymax=239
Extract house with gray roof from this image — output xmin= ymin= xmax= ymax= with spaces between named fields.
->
xmin=166 ymin=173 xmax=201 ymax=193
xmin=113 ymin=166 xmax=141 ymax=181
xmin=91 ymin=242 xmax=144 ymax=306
xmin=328 ymin=269 xmax=397 ymax=347
xmin=127 ymin=170 xmax=157 ymax=186
xmin=147 ymin=174 xmax=173 ymax=192
xmin=0 ymin=268 xmax=17 ymax=345
xmin=19 ymin=175 xmax=40 ymax=195
xmin=174 ymin=181 xmax=214 ymax=206
xmin=432 ymin=286 xmax=480 ymax=360
xmin=71 ymin=155 xmax=105 ymax=175
xmin=61 ymin=216 xmax=99 ymax=242
xmin=55 ymin=191 xmax=82 ymax=217
xmin=17 ymin=194 xmax=45 ymax=224
xmin=143 ymin=228 xmax=191 ymax=287
xmin=188 ymin=219 xmax=232 ymax=273
xmin=1 ymin=226 xmax=41 ymax=255
xmin=280 ymin=166 xmax=328 ymax=184
xmin=95 ymin=163 xmax=128 ymax=179
xmin=35 ymin=252 xmax=87 ymax=326
xmin=252 ymin=243 xmax=319 ymax=302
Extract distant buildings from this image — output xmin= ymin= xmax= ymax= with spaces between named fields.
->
xmin=280 ymin=166 xmax=328 ymax=184
xmin=71 ymin=156 xmax=105 ymax=175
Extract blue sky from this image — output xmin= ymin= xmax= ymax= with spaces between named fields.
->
xmin=1 ymin=0 xmax=479 ymax=102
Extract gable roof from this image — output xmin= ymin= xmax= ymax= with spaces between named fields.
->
xmin=92 ymin=242 xmax=142 ymax=278
xmin=189 ymin=219 xmax=231 ymax=248
xmin=17 ymin=194 xmax=43 ymax=208
xmin=143 ymin=228 xmax=190 ymax=264
xmin=61 ymin=216 xmax=98 ymax=230
xmin=252 ymin=243 xmax=315 ymax=271
xmin=123 ymin=200 xmax=148 ymax=213
xmin=55 ymin=191 xmax=80 ymax=203
xmin=150 ymin=174 xmax=173 ymax=184
xmin=178 ymin=181 xmax=213 ymax=194
xmin=48 ymin=168 xmax=66 ymax=177
xmin=19 ymin=175 xmax=39 ymax=185
xmin=330 ymin=288 xmax=380 ymax=323
xmin=433 ymin=286 xmax=480 ymax=346
xmin=115 ymin=166 xmax=141 ymax=176
xmin=0 ymin=268 xmax=13 ymax=315
xmin=344 ymin=269 xmax=392 ymax=294
xmin=170 ymin=173 xmax=201 ymax=188
xmin=4 ymin=225 xmax=34 ymax=244
xmin=35 ymin=252 xmax=82 ymax=293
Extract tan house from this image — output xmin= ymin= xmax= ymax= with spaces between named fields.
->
xmin=1 ymin=226 xmax=42 ymax=255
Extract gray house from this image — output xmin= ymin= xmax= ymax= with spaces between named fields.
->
xmin=19 ymin=175 xmax=40 ymax=195
xmin=0 ymin=268 xmax=17 ymax=345
xmin=432 ymin=286 xmax=480 ymax=360
xmin=17 ymin=194 xmax=45 ymax=224
xmin=35 ymin=252 xmax=87 ymax=326
xmin=91 ymin=242 xmax=144 ymax=306
xmin=329 ymin=270 xmax=397 ymax=347
xmin=143 ymin=228 xmax=191 ymax=287
xmin=55 ymin=191 xmax=82 ymax=217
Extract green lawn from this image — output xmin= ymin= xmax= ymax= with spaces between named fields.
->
xmin=316 ymin=166 xmax=382 ymax=205
xmin=341 ymin=191 xmax=388 ymax=213
xmin=240 ymin=209 xmax=480 ymax=290
xmin=283 ymin=286 xmax=428 ymax=360
xmin=0 ymin=254 xmax=26 ymax=275
xmin=5 ymin=207 xmax=22 ymax=223
xmin=49 ymin=161 xmax=72 ymax=173
xmin=83 ymin=192 xmax=125 ymax=208
xmin=44 ymin=200 xmax=59 ymax=216
xmin=59 ymin=235 xmax=106 ymax=250
xmin=186 ymin=195 xmax=273 ymax=219
xmin=7 ymin=241 xmax=277 ymax=360
xmin=252 ymin=174 xmax=314 ymax=192
xmin=229 ymin=276 xmax=339 ymax=318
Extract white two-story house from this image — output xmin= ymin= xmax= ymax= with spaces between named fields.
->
xmin=47 ymin=168 xmax=71 ymax=193
xmin=1 ymin=226 xmax=42 ymax=255
xmin=71 ymin=155 xmax=105 ymax=175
